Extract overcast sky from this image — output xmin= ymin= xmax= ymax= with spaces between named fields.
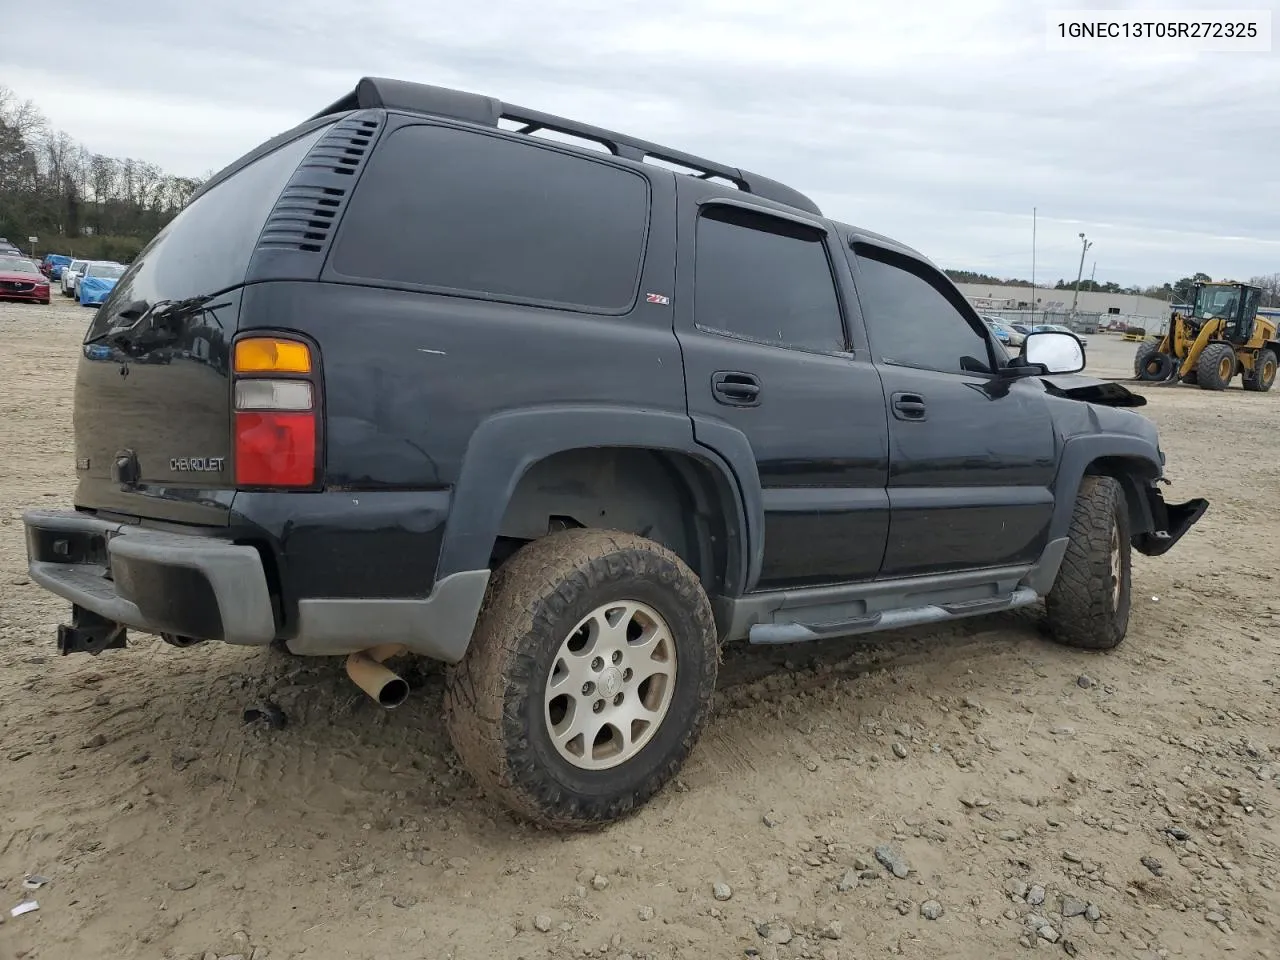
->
xmin=4 ymin=0 xmax=1275 ymax=287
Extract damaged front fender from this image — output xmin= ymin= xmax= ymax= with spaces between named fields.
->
xmin=1133 ymin=484 xmax=1209 ymax=557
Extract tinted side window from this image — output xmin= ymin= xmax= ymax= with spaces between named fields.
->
xmin=693 ymin=207 xmax=845 ymax=353
xmin=854 ymin=250 xmax=991 ymax=374
xmin=331 ymin=125 xmax=649 ymax=312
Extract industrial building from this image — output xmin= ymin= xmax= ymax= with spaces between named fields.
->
xmin=953 ymin=282 xmax=1172 ymax=322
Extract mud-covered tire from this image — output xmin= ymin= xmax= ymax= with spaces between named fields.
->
xmin=1196 ymin=342 xmax=1236 ymax=390
xmin=1045 ymin=475 xmax=1131 ymax=650
xmin=444 ymin=528 xmax=719 ymax=829
xmin=1134 ymin=343 xmax=1173 ymax=381
xmin=1243 ymin=348 xmax=1277 ymax=393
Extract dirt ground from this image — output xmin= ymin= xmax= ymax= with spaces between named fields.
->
xmin=1 ymin=298 xmax=1277 ymax=960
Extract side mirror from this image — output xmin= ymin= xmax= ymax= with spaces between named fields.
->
xmin=1022 ymin=330 xmax=1085 ymax=374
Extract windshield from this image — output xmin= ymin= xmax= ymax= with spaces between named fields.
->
xmin=1192 ymin=284 xmax=1239 ymax=320
xmin=87 ymin=263 xmax=126 ymax=279
xmin=0 ymin=257 xmax=40 ymax=275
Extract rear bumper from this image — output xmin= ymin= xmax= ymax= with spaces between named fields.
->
xmin=26 ymin=509 xmax=276 ymax=645
xmin=23 ymin=508 xmax=490 ymax=661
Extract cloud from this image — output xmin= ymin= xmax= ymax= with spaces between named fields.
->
xmin=2 ymin=0 xmax=1274 ymax=285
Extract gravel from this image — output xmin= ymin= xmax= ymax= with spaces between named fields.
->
xmin=1061 ymin=898 xmax=1088 ymax=918
xmin=920 ymin=900 xmax=943 ymax=920
xmin=713 ymin=882 xmax=732 ymax=901
xmin=874 ymin=845 xmax=910 ymax=879
xmin=533 ymin=915 xmax=553 ymax=933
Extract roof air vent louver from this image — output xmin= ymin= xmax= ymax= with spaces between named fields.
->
xmin=247 ymin=112 xmax=384 ymax=279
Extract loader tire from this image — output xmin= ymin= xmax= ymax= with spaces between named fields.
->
xmin=1134 ymin=343 xmax=1172 ymax=381
xmin=1045 ymin=475 xmax=1130 ymax=651
xmin=1243 ymin=349 xmax=1277 ymax=393
xmin=1196 ymin=342 xmax=1236 ymax=390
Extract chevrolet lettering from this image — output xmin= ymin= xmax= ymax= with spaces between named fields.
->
xmin=170 ymin=457 xmax=225 ymax=473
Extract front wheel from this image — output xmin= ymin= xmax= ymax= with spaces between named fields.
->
xmin=1045 ymin=476 xmax=1131 ymax=650
xmin=445 ymin=529 xmax=719 ymax=829
xmin=1196 ymin=342 xmax=1236 ymax=390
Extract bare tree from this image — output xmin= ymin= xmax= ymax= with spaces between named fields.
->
xmin=0 ymin=85 xmax=204 ymax=258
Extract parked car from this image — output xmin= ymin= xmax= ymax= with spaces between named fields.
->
xmin=40 ymin=253 xmax=74 ymax=280
xmin=0 ymin=255 xmax=52 ymax=304
xmin=21 ymin=76 xmax=1208 ymax=829
xmin=982 ymin=315 xmax=1025 ymax=347
xmin=78 ymin=261 xmax=126 ymax=306
xmin=981 ymin=316 xmax=1011 ymax=345
xmin=61 ymin=259 xmax=89 ymax=297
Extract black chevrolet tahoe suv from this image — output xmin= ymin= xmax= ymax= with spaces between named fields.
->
xmin=23 ymin=77 xmax=1207 ymax=828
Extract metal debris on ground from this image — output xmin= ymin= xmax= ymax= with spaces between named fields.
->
xmin=21 ymin=875 xmax=49 ymax=891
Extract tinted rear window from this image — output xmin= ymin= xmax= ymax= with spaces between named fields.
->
xmin=329 ymin=124 xmax=650 ymax=312
xmin=86 ymin=123 xmax=331 ymax=340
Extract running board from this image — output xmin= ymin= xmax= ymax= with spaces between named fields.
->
xmin=747 ymin=586 xmax=1039 ymax=645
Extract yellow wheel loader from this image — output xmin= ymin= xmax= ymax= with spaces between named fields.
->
xmin=1134 ymin=281 xmax=1279 ymax=392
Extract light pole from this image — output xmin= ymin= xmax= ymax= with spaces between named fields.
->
xmin=1070 ymin=232 xmax=1093 ymax=315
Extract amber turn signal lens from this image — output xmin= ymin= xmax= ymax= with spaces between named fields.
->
xmin=234 ymin=337 xmax=312 ymax=374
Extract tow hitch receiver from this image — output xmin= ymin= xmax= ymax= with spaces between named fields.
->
xmin=57 ymin=605 xmax=129 ymax=656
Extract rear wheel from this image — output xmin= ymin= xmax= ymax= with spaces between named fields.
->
xmin=1045 ymin=476 xmax=1131 ymax=651
xmin=1196 ymin=342 xmax=1236 ymax=390
xmin=445 ymin=529 xmax=718 ymax=829
xmin=1243 ymin=349 xmax=1277 ymax=393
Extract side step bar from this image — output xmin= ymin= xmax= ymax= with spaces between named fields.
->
xmin=747 ymin=586 xmax=1039 ymax=645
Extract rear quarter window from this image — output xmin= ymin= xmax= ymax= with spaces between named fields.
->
xmin=328 ymin=124 xmax=651 ymax=312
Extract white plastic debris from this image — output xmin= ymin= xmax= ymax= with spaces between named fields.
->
xmin=22 ymin=875 xmax=49 ymax=891
xmin=11 ymin=900 xmax=39 ymax=917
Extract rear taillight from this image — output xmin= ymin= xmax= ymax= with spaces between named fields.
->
xmin=232 ymin=336 xmax=319 ymax=489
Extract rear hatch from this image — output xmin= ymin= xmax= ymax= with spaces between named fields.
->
xmin=73 ymin=123 xmax=333 ymax=526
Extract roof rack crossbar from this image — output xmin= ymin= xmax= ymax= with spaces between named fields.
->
xmin=311 ymin=77 xmax=821 ymax=216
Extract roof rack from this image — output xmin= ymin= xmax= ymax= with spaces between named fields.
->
xmin=310 ymin=77 xmax=821 ymax=216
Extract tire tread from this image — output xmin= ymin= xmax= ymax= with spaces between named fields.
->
xmin=1045 ymin=475 xmax=1130 ymax=650
xmin=444 ymin=529 xmax=718 ymax=829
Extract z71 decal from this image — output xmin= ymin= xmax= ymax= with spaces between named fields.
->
xmin=645 ymin=293 xmax=671 ymax=305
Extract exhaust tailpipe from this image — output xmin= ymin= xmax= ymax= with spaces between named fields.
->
xmin=345 ymin=643 xmax=409 ymax=708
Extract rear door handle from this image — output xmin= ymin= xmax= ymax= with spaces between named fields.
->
xmin=712 ymin=371 xmax=762 ymax=406
xmin=891 ymin=391 xmax=927 ymax=421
